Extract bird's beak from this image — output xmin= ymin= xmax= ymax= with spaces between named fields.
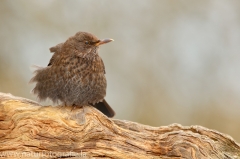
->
xmin=95 ymin=38 xmax=114 ymax=46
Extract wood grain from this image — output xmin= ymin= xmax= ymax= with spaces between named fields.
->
xmin=0 ymin=92 xmax=239 ymax=159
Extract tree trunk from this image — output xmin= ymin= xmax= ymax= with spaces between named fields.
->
xmin=0 ymin=92 xmax=239 ymax=159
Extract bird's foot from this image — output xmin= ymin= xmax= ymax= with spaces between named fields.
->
xmin=71 ymin=105 xmax=78 ymax=111
xmin=70 ymin=105 xmax=86 ymax=125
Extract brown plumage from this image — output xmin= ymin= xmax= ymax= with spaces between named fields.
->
xmin=30 ymin=31 xmax=115 ymax=117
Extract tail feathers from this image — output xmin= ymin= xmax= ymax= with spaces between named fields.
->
xmin=92 ymin=99 xmax=115 ymax=118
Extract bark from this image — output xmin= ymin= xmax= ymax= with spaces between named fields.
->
xmin=0 ymin=92 xmax=239 ymax=159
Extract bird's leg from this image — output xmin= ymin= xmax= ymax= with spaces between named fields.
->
xmin=71 ymin=104 xmax=78 ymax=110
xmin=77 ymin=105 xmax=86 ymax=125
xmin=71 ymin=104 xmax=86 ymax=125
xmin=71 ymin=104 xmax=77 ymax=111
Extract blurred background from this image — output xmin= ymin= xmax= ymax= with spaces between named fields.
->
xmin=1 ymin=0 xmax=240 ymax=141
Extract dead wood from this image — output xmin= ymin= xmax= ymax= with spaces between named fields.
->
xmin=0 ymin=92 xmax=239 ymax=159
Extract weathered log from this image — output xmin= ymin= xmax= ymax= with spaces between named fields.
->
xmin=0 ymin=92 xmax=239 ymax=159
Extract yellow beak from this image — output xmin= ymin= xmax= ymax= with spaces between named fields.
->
xmin=95 ymin=38 xmax=114 ymax=46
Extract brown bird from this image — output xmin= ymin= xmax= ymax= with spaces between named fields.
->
xmin=30 ymin=31 xmax=115 ymax=117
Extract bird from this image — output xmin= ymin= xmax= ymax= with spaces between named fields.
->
xmin=30 ymin=31 xmax=115 ymax=117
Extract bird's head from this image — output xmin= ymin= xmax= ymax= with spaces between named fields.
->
xmin=63 ymin=32 xmax=113 ymax=59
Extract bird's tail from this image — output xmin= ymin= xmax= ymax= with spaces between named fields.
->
xmin=92 ymin=99 xmax=115 ymax=118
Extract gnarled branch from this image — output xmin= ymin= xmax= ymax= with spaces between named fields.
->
xmin=0 ymin=92 xmax=239 ymax=159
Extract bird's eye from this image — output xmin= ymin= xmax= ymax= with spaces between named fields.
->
xmin=85 ymin=41 xmax=89 ymax=45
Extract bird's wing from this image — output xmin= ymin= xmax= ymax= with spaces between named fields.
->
xmin=100 ymin=58 xmax=106 ymax=74
xmin=48 ymin=43 xmax=63 ymax=66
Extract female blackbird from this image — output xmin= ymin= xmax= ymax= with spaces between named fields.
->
xmin=30 ymin=31 xmax=115 ymax=117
